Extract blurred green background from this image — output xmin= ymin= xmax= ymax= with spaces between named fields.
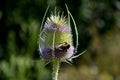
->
xmin=0 ymin=0 xmax=120 ymax=80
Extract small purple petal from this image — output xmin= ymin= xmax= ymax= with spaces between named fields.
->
xmin=58 ymin=26 xmax=71 ymax=32
xmin=64 ymin=46 xmax=74 ymax=59
xmin=44 ymin=23 xmax=58 ymax=31
xmin=40 ymin=46 xmax=52 ymax=59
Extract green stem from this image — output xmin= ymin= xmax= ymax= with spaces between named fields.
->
xmin=52 ymin=61 xmax=60 ymax=80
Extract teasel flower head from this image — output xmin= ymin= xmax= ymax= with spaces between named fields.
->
xmin=39 ymin=6 xmax=85 ymax=63
xmin=39 ymin=12 xmax=73 ymax=60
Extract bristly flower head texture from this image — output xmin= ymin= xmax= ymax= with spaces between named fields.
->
xmin=39 ymin=5 xmax=86 ymax=64
xmin=39 ymin=9 xmax=74 ymax=62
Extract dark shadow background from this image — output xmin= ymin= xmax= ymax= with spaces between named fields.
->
xmin=0 ymin=0 xmax=120 ymax=80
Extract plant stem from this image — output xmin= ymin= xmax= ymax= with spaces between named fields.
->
xmin=52 ymin=60 xmax=60 ymax=80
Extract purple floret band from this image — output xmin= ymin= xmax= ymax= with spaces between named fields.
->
xmin=39 ymin=46 xmax=74 ymax=59
xmin=44 ymin=23 xmax=71 ymax=32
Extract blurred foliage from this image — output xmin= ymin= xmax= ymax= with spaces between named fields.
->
xmin=0 ymin=55 xmax=50 ymax=80
xmin=0 ymin=0 xmax=120 ymax=80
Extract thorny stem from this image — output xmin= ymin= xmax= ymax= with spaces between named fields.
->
xmin=52 ymin=60 xmax=60 ymax=80
xmin=52 ymin=29 xmax=59 ymax=80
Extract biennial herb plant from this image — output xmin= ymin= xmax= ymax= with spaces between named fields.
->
xmin=39 ymin=5 xmax=86 ymax=80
